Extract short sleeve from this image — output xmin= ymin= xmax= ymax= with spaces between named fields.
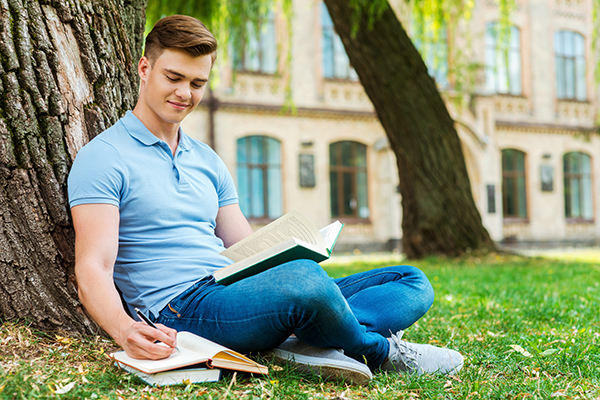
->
xmin=68 ymin=139 xmax=128 ymax=208
xmin=215 ymin=155 xmax=239 ymax=208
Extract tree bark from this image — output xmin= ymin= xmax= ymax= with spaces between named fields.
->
xmin=0 ymin=0 xmax=146 ymax=333
xmin=323 ymin=0 xmax=495 ymax=258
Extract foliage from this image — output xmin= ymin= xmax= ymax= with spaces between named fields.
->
xmin=347 ymin=0 xmax=388 ymax=35
xmin=2 ymin=253 xmax=600 ymax=399
xmin=146 ymin=0 xmax=277 ymax=49
xmin=409 ymin=0 xmax=516 ymax=105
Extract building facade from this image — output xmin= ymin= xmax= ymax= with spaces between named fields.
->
xmin=181 ymin=0 xmax=600 ymax=250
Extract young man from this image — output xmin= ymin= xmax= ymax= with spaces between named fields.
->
xmin=68 ymin=15 xmax=463 ymax=384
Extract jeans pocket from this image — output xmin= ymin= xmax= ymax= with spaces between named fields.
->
xmin=162 ymin=277 xmax=215 ymax=319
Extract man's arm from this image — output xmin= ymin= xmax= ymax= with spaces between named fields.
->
xmin=72 ymin=203 xmax=177 ymax=359
xmin=215 ymin=203 xmax=253 ymax=247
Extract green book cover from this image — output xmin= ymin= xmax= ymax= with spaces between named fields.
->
xmin=216 ymin=241 xmax=329 ymax=285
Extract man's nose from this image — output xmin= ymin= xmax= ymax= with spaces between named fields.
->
xmin=174 ymin=84 xmax=191 ymax=100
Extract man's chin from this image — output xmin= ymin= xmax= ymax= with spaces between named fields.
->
xmin=161 ymin=110 xmax=190 ymax=125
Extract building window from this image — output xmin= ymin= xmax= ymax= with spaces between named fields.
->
xmin=237 ymin=136 xmax=283 ymax=220
xmin=413 ymin=25 xmax=449 ymax=88
xmin=329 ymin=141 xmax=369 ymax=219
xmin=233 ymin=13 xmax=277 ymax=74
xmin=321 ymin=3 xmax=358 ymax=80
xmin=555 ymin=31 xmax=586 ymax=101
xmin=502 ymin=149 xmax=527 ymax=219
xmin=485 ymin=23 xmax=522 ymax=95
xmin=564 ymin=152 xmax=593 ymax=220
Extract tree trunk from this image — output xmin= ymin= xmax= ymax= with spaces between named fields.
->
xmin=0 ymin=0 xmax=146 ymax=333
xmin=323 ymin=0 xmax=495 ymax=258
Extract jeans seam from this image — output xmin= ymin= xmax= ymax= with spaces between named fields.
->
xmin=159 ymin=310 xmax=300 ymax=326
xmin=337 ymin=271 xmax=405 ymax=291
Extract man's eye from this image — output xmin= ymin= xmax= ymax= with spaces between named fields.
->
xmin=166 ymin=75 xmax=178 ymax=82
xmin=192 ymin=83 xmax=204 ymax=89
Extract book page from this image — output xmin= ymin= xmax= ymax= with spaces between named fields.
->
xmin=319 ymin=221 xmax=343 ymax=251
xmin=221 ymin=211 xmax=325 ymax=261
xmin=178 ymin=332 xmax=267 ymax=373
xmin=177 ymin=332 xmax=229 ymax=358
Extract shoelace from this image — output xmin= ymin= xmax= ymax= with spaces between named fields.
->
xmin=388 ymin=330 xmax=419 ymax=372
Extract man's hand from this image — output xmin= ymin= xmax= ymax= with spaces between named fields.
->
xmin=118 ymin=320 xmax=179 ymax=360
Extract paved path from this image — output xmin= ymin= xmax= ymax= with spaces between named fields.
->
xmin=325 ymin=246 xmax=600 ymax=264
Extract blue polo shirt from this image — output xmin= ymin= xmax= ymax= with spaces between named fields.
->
xmin=68 ymin=111 xmax=238 ymax=318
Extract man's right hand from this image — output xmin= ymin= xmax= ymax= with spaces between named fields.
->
xmin=118 ymin=320 xmax=179 ymax=360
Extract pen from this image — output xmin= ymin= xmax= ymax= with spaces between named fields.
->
xmin=135 ymin=307 xmax=178 ymax=350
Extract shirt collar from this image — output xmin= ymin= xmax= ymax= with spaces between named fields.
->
xmin=121 ymin=111 xmax=192 ymax=151
xmin=177 ymin=130 xmax=193 ymax=151
xmin=122 ymin=111 xmax=161 ymax=146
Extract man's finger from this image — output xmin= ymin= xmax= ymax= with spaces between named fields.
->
xmin=130 ymin=343 xmax=175 ymax=360
xmin=126 ymin=328 xmax=177 ymax=360
xmin=156 ymin=323 xmax=178 ymax=343
xmin=138 ymin=323 xmax=178 ymax=348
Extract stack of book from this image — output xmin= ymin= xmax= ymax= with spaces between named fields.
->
xmin=112 ymin=332 xmax=268 ymax=386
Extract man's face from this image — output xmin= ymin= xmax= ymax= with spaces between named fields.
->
xmin=138 ymin=48 xmax=212 ymax=126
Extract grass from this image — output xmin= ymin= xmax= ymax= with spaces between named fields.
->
xmin=1 ymin=251 xmax=600 ymax=399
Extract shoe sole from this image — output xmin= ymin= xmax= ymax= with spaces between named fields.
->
xmin=265 ymin=348 xmax=372 ymax=385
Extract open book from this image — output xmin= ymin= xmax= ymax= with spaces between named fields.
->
xmin=111 ymin=331 xmax=268 ymax=382
xmin=214 ymin=210 xmax=343 ymax=285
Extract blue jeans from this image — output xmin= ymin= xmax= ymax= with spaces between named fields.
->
xmin=154 ymin=260 xmax=434 ymax=368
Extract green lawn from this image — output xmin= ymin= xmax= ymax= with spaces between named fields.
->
xmin=1 ymin=252 xmax=599 ymax=399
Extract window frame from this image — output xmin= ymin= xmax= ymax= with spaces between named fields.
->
xmin=485 ymin=22 xmax=522 ymax=96
xmin=236 ymin=135 xmax=283 ymax=222
xmin=321 ymin=2 xmax=358 ymax=81
xmin=501 ymin=149 xmax=528 ymax=222
xmin=232 ymin=13 xmax=278 ymax=75
xmin=413 ymin=24 xmax=450 ymax=89
xmin=555 ymin=30 xmax=587 ymax=102
xmin=563 ymin=152 xmax=594 ymax=223
xmin=329 ymin=141 xmax=370 ymax=222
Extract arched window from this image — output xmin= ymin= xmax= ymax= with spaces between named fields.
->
xmin=329 ymin=141 xmax=369 ymax=219
xmin=555 ymin=31 xmax=586 ymax=101
xmin=237 ymin=136 xmax=283 ymax=220
xmin=233 ymin=12 xmax=277 ymax=74
xmin=564 ymin=152 xmax=593 ymax=220
xmin=502 ymin=149 xmax=527 ymax=218
xmin=485 ymin=23 xmax=522 ymax=95
xmin=321 ymin=2 xmax=358 ymax=80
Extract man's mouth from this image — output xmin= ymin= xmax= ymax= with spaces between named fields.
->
xmin=168 ymin=101 xmax=189 ymax=110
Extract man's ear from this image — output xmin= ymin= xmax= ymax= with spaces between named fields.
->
xmin=138 ymin=56 xmax=151 ymax=80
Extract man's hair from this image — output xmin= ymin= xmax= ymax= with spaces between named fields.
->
xmin=144 ymin=15 xmax=217 ymax=65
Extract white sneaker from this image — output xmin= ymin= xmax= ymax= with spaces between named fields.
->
xmin=265 ymin=337 xmax=372 ymax=385
xmin=381 ymin=331 xmax=464 ymax=375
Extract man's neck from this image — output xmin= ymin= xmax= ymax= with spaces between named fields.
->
xmin=132 ymin=106 xmax=180 ymax=156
